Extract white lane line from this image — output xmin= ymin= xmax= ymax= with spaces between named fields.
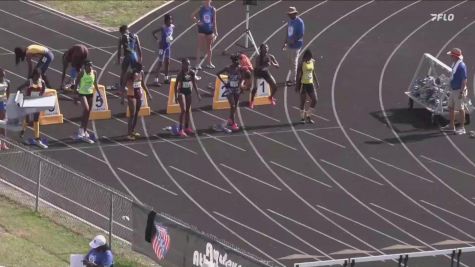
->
xmin=169 ymin=166 xmax=232 ymax=194
xmin=292 ymin=106 xmax=330 ymax=121
xmin=0 ymin=26 xmax=64 ymax=55
xmin=316 ymin=204 xmax=417 ymax=246
xmin=149 ymin=88 xmax=168 ymax=98
xmin=155 ymin=112 xmax=179 ymax=124
xmin=421 ymin=155 xmax=475 ymax=179
xmin=63 ymin=118 xmax=93 ymax=132
xmin=128 ymin=1 xmax=174 ymax=27
xmin=377 ymin=0 xmax=475 ymax=241
xmin=203 ymin=133 xmax=247 ymax=152
xmin=107 ymin=71 xmax=120 ymax=78
xmin=213 ymin=211 xmax=316 ymax=256
xmin=112 ymin=117 xmax=128 ymax=125
xmin=253 ymin=132 xmax=298 ymax=151
xmin=349 ymin=128 xmax=395 ymax=147
xmin=244 ymin=107 xmax=281 ymax=122
xmin=101 ymin=136 xmax=148 ymax=157
xmin=22 ymin=0 xmax=117 ymax=34
xmin=117 ymin=167 xmax=178 ymax=196
xmin=370 ymin=157 xmax=434 ymax=183
xmin=421 ymin=200 xmax=475 ymax=225
xmin=370 ymin=203 xmax=474 ymax=241
xmin=267 ymin=209 xmax=365 ymax=251
xmin=30 ymin=128 xmax=107 ymax=164
xmin=0 ymin=8 xmax=114 ymax=55
xmin=321 ymin=159 xmax=384 ymax=186
xmin=0 ymin=46 xmax=11 ymax=53
xmin=156 ymin=136 xmax=198 ymax=155
xmin=197 ymin=108 xmax=227 ymax=122
xmin=92 ymin=122 xmax=142 ymax=203
xmin=0 ymin=163 xmax=133 ymax=231
xmin=257 ymin=126 xmax=340 ymax=135
xmin=249 ymin=1 xmax=328 ymax=59
xmin=220 ymin=163 xmax=282 ymax=191
xmin=302 ymin=130 xmax=346 ymax=149
xmin=269 ymin=161 xmax=332 ymax=189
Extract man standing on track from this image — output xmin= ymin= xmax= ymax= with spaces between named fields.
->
xmin=152 ymin=13 xmax=175 ymax=86
xmin=282 ymin=6 xmax=304 ymax=87
xmin=441 ymin=48 xmax=468 ymax=135
xmin=117 ymin=25 xmax=143 ymax=104
xmin=60 ymin=44 xmax=89 ymax=92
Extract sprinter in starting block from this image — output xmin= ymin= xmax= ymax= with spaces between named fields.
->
xmin=60 ymin=44 xmax=89 ymax=92
xmin=16 ymin=69 xmax=48 ymax=149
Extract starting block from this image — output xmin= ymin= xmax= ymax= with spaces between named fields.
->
xmin=126 ymin=87 xmax=151 ymax=117
xmin=166 ymin=78 xmax=180 ymax=114
xmin=212 ymin=75 xmax=230 ymax=110
xmin=90 ymin=85 xmax=111 ymax=120
xmin=251 ymin=78 xmax=272 ymax=106
xmin=39 ymin=89 xmax=63 ymax=125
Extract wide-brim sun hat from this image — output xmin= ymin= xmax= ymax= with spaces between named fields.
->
xmin=447 ymin=48 xmax=462 ymax=58
xmin=287 ymin=6 xmax=298 ymax=14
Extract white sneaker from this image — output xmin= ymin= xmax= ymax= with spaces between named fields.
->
xmin=205 ymin=63 xmax=215 ymax=69
xmin=84 ymin=131 xmax=90 ymax=139
xmin=456 ymin=128 xmax=466 ymax=135
xmin=77 ymin=128 xmax=85 ymax=138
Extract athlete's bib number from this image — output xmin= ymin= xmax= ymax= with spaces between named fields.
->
xmin=306 ymin=72 xmax=313 ymax=82
xmin=182 ymin=81 xmax=191 ymax=89
xmin=256 ymin=78 xmax=270 ymax=97
xmin=203 ymin=14 xmax=211 ymax=23
xmin=41 ymin=56 xmax=47 ymax=63
xmin=229 ymin=81 xmax=239 ymax=88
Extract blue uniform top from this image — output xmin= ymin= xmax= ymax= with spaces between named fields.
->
xmin=450 ymin=61 xmax=467 ymax=90
xmin=161 ymin=24 xmax=175 ymax=49
xmin=198 ymin=5 xmax=215 ymax=33
xmin=287 ymin=17 xmax=305 ymax=49
xmin=85 ymin=249 xmax=114 ymax=267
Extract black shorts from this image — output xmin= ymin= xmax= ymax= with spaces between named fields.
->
xmin=301 ymin=83 xmax=315 ymax=95
xmin=79 ymin=93 xmax=93 ymax=99
xmin=254 ymin=69 xmax=272 ymax=82
xmin=179 ymin=87 xmax=192 ymax=96
xmin=198 ymin=28 xmax=214 ymax=35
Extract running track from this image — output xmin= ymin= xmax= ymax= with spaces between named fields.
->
xmin=1 ymin=1 xmax=475 ymax=266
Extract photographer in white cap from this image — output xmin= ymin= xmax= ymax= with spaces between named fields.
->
xmin=441 ymin=48 xmax=468 ymax=134
xmin=83 ymin=234 xmax=114 ymax=267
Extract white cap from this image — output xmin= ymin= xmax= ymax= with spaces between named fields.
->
xmin=89 ymin=235 xmax=107 ymax=249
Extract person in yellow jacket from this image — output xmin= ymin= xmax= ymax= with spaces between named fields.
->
xmin=296 ymin=49 xmax=319 ymax=124
xmin=75 ymin=60 xmax=99 ymax=140
xmin=14 ymin=44 xmax=54 ymax=88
